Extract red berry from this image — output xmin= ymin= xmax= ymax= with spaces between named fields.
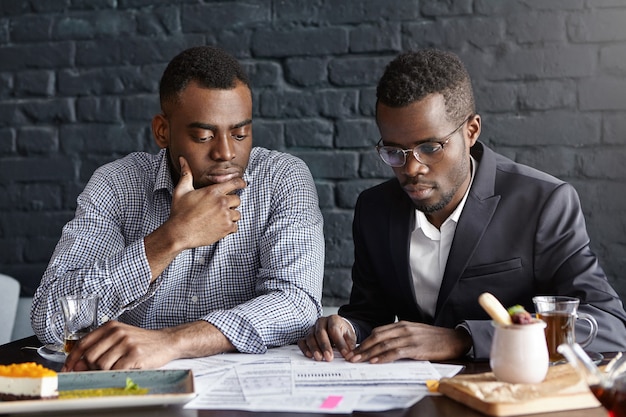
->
xmin=511 ymin=311 xmax=533 ymax=324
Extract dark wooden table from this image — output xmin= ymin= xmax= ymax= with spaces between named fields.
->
xmin=0 ymin=336 xmax=609 ymax=417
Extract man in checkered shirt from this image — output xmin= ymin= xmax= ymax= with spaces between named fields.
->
xmin=31 ymin=46 xmax=325 ymax=371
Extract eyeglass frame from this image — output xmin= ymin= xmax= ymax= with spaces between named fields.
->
xmin=375 ymin=114 xmax=474 ymax=167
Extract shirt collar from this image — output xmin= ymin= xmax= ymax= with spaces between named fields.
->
xmin=154 ymin=149 xmax=175 ymax=195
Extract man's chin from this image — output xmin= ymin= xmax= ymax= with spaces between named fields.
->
xmin=413 ymin=197 xmax=450 ymax=214
xmin=194 ymin=176 xmax=241 ymax=189
xmin=207 ymin=172 xmax=241 ymax=184
xmin=193 ymin=182 xmax=211 ymax=189
xmin=415 ymin=204 xmax=444 ymax=214
xmin=405 ymin=191 xmax=443 ymax=214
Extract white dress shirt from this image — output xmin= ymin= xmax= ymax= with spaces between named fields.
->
xmin=410 ymin=156 xmax=476 ymax=320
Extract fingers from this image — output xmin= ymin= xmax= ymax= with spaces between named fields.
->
xmin=218 ymin=177 xmax=247 ymax=196
xmin=174 ymin=155 xmax=246 ymax=196
xmin=349 ymin=322 xmax=408 ymax=364
xmin=297 ymin=315 xmax=357 ymax=362
xmin=347 ymin=322 xmax=467 ymax=363
xmin=327 ymin=316 xmax=356 ymax=359
xmin=297 ymin=338 xmax=314 ymax=359
xmin=79 ymin=330 xmax=126 ymax=370
xmin=173 ymin=156 xmax=245 ymax=209
xmin=68 ymin=358 xmax=91 ymax=372
xmin=168 ymin=158 xmax=246 ymax=247
xmin=298 ymin=317 xmax=332 ymax=361
xmin=62 ymin=321 xmax=156 ymax=371
xmin=312 ymin=317 xmax=334 ymax=361
xmin=217 ymin=193 xmax=242 ymax=234
xmin=63 ymin=322 xmax=126 ymax=371
xmin=62 ymin=325 xmax=106 ymax=372
xmin=174 ymin=156 xmax=195 ymax=196
xmin=174 ymin=156 xmax=245 ymax=197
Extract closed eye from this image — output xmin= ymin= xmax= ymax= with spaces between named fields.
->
xmin=194 ymin=135 xmax=214 ymax=143
xmin=418 ymin=142 xmax=443 ymax=154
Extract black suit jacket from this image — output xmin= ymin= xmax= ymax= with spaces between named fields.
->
xmin=340 ymin=141 xmax=626 ymax=359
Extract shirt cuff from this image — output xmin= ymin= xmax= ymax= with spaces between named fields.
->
xmin=455 ymin=322 xmax=475 ymax=358
xmin=340 ymin=316 xmax=356 ymax=336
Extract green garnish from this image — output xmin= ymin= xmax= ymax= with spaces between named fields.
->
xmin=125 ymin=377 xmax=140 ymax=391
xmin=507 ymin=305 xmax=527 ymax=315
xmin=507 ymin=304 xmax=534 ymax=324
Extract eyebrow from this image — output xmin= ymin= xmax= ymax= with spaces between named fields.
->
xmin=382 ymin=137 xmax=440 ymax=147
xmin=187 ymin=119 xmax=252 ymax=131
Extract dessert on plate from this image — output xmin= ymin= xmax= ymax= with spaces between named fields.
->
xmin=0 ymin=362 xmax=58 ymax=401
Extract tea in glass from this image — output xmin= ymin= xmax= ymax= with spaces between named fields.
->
xmin=532 ymin=296 xmax=598 ymax=363
xmin=535 ymin=311 xmax=575 ymax=362
xmin=63 ymin=330 xmax=89 ymax=353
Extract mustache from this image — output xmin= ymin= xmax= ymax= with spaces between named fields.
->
xmin=401 ymin=179 xmax=437 ymax=188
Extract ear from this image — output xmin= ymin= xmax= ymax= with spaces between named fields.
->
xmin=152 ymin=114 xmax=169 ymax=149
xmin=467 ymin=114 xmax=481 ymax=147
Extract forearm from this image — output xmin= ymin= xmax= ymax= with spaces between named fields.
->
xmin=144 ymin=222 xmax=186 ymax=282
xmin=204 ymin=288 xmax=321 ymax=354
xmin=168 ymin=321 xmax=235 ymax=358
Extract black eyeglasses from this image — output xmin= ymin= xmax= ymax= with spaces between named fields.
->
xmin=376 ymin=115 xmax=472 ymax=167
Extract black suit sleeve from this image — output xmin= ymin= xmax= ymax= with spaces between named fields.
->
xmin=465 ymin=183 xmax=626 ymax=358
xmin=338 ymin=189 xmax=399 ymax=343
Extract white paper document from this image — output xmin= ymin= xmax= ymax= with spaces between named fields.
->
xmin=161 ymin=344 xmax=463 ymax=413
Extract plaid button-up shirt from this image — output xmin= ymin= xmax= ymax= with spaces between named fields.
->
xmin=32 ymin=147 xmax=325 ymax=354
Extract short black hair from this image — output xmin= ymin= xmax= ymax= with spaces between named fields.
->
xmin=376 ymin=49 xmax=475 ymax=123
xmin=159 ymin=45 xmax=250 ymax=111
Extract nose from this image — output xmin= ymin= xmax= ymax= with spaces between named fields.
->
xmin=402 ymin=153 xmax=428 ymax=177
xmin=210 ymin=134 xmax=236 ymax=161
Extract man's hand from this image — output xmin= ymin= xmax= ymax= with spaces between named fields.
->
xmin=62 ymin=320 xmax=234 ymax=371
xmin=345 ymin=321 xmax=472 ymax=363
xmin=62 ymin=321 xmax=178 ymax=371
xmin=168 ymin=156 xmax=246 ymax=249
xmin=297 ymin=315 xmax=357 ymax=361
xmin=144 ymin=156 xmax=246 ymax=280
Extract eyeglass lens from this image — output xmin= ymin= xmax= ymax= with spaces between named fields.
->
xmin=379 ymin=143 xmax=444 ymax=167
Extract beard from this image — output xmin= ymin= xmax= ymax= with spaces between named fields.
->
xmin=414 ymin=188 xmax=457 ymax=214
xmin=413 ymin=153 xmax=472 ymax=215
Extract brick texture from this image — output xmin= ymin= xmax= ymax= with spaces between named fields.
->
xmin=1 ymin=0 xmax=626 ymax=306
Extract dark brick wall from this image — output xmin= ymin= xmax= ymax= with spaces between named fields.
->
xmin=1 ymin=0 xmax=626 ymax=307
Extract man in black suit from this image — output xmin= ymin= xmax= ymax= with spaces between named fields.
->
xmin=299 ymin=49 xmax=626 ymax=362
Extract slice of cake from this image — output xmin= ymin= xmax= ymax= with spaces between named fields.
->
xmin=0 ymin=362 xmax=58 ymax=401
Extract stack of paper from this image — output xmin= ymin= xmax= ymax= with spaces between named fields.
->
xmin=161 ymin=344 xmax=463 ymax=413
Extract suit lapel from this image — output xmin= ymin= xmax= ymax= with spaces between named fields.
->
xmin=388 ymin=182 xmax=429 ymax=320
xmin=435 ymin=143 xmax=501 ymax=318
